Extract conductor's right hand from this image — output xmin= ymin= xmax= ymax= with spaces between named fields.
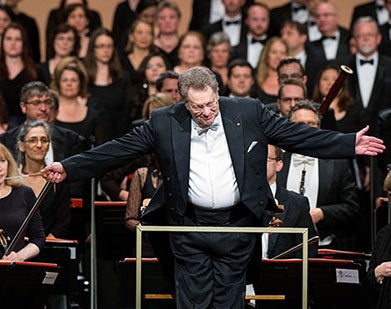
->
xmin=41 ymin=162 xmax=67 ymax=183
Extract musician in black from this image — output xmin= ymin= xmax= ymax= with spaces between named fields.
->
xmin=0 ymin=143 xmax=45 ymax=261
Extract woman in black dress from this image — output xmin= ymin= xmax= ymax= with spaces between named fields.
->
xmin=0 ymin=143 xmax=45 ymax=261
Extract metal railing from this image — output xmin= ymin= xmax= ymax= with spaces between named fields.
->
xmin=135 ymin=225 xmax=309 ymax=309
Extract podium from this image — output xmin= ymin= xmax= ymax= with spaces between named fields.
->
xmin=0 ymin=261 xmax=59 ymax=308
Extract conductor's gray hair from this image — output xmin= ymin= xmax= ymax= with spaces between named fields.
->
xmin=178 ymin=67 xmax=219 ymax=102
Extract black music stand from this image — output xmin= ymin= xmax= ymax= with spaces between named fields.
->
xmin=117 ymin=258 xmax=175 ymax=309
xmin=0 ymin=261 xmax=59 ymax=308
xmin=253 ymin=258 xmax=370 ymax=309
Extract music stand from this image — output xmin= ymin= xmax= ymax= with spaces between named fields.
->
xmin=0 ymin=261 xmax=59 ymax=308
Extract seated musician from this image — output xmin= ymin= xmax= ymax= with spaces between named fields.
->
xmin=17 ymin=121 xmax=71 ymax=238
xmin=262 ymin=144 xmax=318 ymax=259
xmin=367 ymin=168 xmax=391 ymax=309
xmin=0 ymin=143 xmax=45 ymax=261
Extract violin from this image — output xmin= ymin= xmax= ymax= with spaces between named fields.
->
xmin=0 ymin=228 xmax=10 ymax=258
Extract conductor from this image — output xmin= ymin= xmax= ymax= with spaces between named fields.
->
xmin=42 ymin=67 xmax=385 ymax=308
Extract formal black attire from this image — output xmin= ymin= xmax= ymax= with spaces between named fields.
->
xmin=277 ymin=153 xmax=360 ymax=250
xmin=15 ymin=12 xmax=41 ymax=63
xmin=351 ymin=1 xmax=383 ymax=29
xmin=338 ymin=54 xmax=391 ymax=131
xmin=38 ymin=61 xmax=52 ymax=86
xmin=58 ymin=97 xmax=356 ymax=307
xmin=45 ymin=7 xmax=102 ymax=60
xmin=38 ymin=182 xmax=71 ymax=238
xmin=0 ymin=69 xmax=35 ymax=126
xmin=88 ymin=79 xmax=129 ymax=141
xmin=112 ymin=1 xmax=137 ymax=46
xmin=203 ymin=18 xmax=248 ymax=48
xmin=0 ymin=124 xmax=85 ymax=162
xmin=379 ymin=23 xmax=391 ymax=58
xmin=269 ymin=2 xmax=309 ymax=37
xmin=266 ymin=185 xmax=318 ymax=259
xmin=377 ymin=108 xmax=391 ymax=183
xmin=0 ymin=186 xmax=45 ymax=253
xmin=367 ymin=224 xmax=391 ymax=309
xmin=307 ymin=27 xmax=350 ymax=65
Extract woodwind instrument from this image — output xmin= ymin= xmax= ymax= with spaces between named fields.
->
xmin=318 ymin=65 xmax=353 ymax=116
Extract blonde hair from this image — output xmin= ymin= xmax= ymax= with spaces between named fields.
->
xmin=256 ymin=37 xmax=288 ymax=86
xmin=142 ymin=93 xmax=175 ymax=119
xmin=0 ymin=143 xmax=23 ymax=187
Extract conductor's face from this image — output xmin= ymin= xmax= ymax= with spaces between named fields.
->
xmin=186 ymin=86 xmax=220 ymax=128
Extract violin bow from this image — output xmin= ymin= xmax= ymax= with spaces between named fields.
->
xmin=2 ymin=181 xmax=54 ymax=258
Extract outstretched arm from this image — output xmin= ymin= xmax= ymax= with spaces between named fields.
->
xmin=355 ymin=126 xmax=385 ymax=156
xmin=41 ymin=162 xmax=67 ymax=183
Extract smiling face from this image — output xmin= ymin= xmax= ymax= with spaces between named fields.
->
xmin=19 ymin=126 xmax=50 ymax=163
xmin=227 ymin=65 xmax=254 ymax=97
xmin=267 ymin=40 xmax=288 ymax=70
xmin=67 ymin=6 xmax=88 ymax=33
xmin=185 ymin=86 xmax=220 ymax=128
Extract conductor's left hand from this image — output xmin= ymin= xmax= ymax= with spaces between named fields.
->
xmin=355 ymin=126 xmax=385 ymax=156
xmin=41 ymin=162 xmax=67 ymax=183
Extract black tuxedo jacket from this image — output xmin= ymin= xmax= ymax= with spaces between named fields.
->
xmin=61 ymin=97 xmax=356 ymax=224
xmin=0 ymin=125 xmax=85 ymax=162
xmin=351 ymin=1 xmax=379 ymax=29
xmin=379 ymin=24 xmax=391 ymax=57
xmin=277 ymin=153 xmax=360 ymax=249
xmin=203 ymin=19 xmax=248 ymax=47
xmin=269 ymin=3 xmax=293 ymax=37
xmin=338 ymin=54 xmax=391 ymax=129
xmin=267 ymin=185 xmax=318 ymax=258
xmin=307 ymin=27 xmax=350 ymax=65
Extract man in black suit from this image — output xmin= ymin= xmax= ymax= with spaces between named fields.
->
xmin=42 ymin=67 xmax=384 ymax=308
xmin=0 ymin=82 xmax=85 ymax=163
xmin=351 ymin=0 xmax=388 ymax=29
xmin=269 ymin=0 xmax=309 ymax=37
xmin=280 ymin=20 xmax=322 ymax=95
xmin=232 ymin=2 xmax=270 ymax=68
xmin=339 ymin=16 xmax=391 ymax=131
xmin=203 ymin=0 xmax=248 ymax=47
xmin=263 ymin=144 xmax=318 ymax=259
xmin=308 ymin=2 xmax=350 ymax=65
xmin=277 ymin=101 xmax=360 ymax=251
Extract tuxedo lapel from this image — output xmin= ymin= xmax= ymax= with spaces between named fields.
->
xmin=317 ymin=159 xmax=333 ymax=205
xmin=367 ymin=58 xmax=386 ymax=110
xmin=220 ymin=101 xmax=245 ymax=191
xmin=171 ymin=105 xmax=191 ymax=202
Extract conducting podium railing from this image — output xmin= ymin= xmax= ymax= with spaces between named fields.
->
xmin=135 ymin=225 xmax=309 ymax=309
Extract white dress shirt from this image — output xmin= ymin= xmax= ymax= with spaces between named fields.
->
xmin=291 ymin=3 xmax=309 ymax=24
xmin=356 ymin=52 xmax=378 ymax=109
xmin=247 ymin=34 xmax=266 ymax=68
xmin=376 ymin=0 xmax=388 ymax=25
xmin=222 ymin=15 xmax=242 ymax=46
xmin=322 ymin=31 xmax=340 ymax=60
xmin=188 ymin=113 xmax=240 ymax=208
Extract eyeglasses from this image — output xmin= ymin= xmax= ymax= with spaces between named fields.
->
xmin=187 ymin=99 xmax=218 ymax=114
xmin=24 ymin=137 xmax=50 ymax=146
xmin=279 ymin=97 xmax=305 ymax=104
xmin=278 ymin=74 xmax=303 ymax=81
xmin=94 ymin=44 xmax=114 ymax=49
xmin=24 ymin=99 xmax=55 ymax=108
xmin=267 ymin=157 xmax=278 ymax=162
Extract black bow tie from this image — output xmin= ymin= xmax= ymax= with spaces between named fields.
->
xmin=225 ymin=20 xmax=240 ymax=26
xmin=376 ymin=4 xmax=384 ymax=10
xmin=360 ymin=59 xmax=374 ymax=65
xmin=309 ymin=20 xmax=316 ymax=27
xmin=322 ymin=35 xmax=336 ymax=40
xmin=251 ymin=37 xmax=267 ymax=45
xmin=292 ymin=5 xmax=306 ymax=13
